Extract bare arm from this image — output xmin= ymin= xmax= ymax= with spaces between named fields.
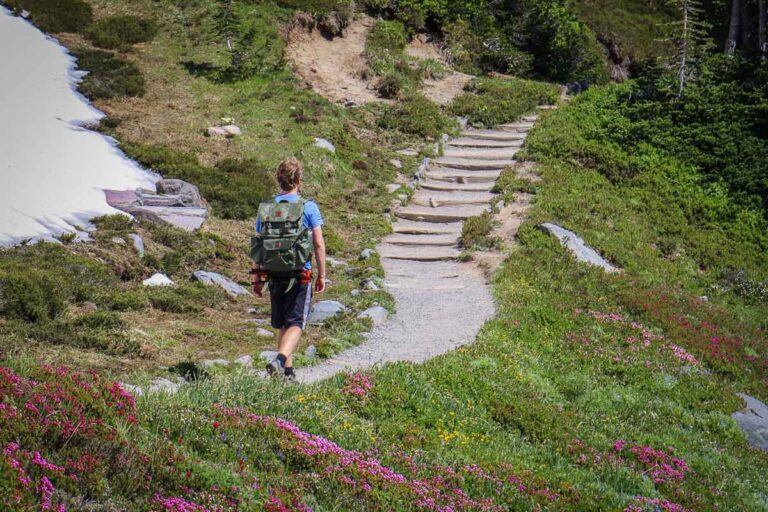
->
xmin=312 ymin=226 xmax=327 ymax=293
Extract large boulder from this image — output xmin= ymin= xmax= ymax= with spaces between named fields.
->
xmin=537 ymin=223 xmax=619 ymax=273
xmin=143 ymin=273 xmax=174 ymax=287
xmin=156 ymin=179 xmax=205 ymax=208
xmin=192 ymin=270 xmax=250 ymax=297
xmin=733 ymin=393 xmax=768 ymax=452
xmin=308 ymin=300 xmax=345 ymax=324
xmin=128 ymin=233 xmax=145 ymax=257
xmin=148 ymin=377 xmax=180 ymax=395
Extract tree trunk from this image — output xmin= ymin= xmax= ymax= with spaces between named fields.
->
xmin=760 ymin=0 xmax=767 ymax=58
xmin=726 ymin=0 xmax=741 ymax=54
xmin=678 ymin=0 xmax=689 ymax=98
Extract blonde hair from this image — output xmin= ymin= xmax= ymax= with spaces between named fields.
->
xmin=277 ymin=158 xmax=303 ymax=191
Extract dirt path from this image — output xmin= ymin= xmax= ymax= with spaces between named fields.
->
xmin=285 ymin=15 xmax=471 ymax=106
xmin=299 ymin=113 xmax=544 ymax=383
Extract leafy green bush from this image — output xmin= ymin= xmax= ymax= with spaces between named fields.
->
xmin=146 ymin=283 xmax=227 ymax=314
xmin=379 ymin=93 xmax=456 ymax=137
xmin=451 ymin=78 xmax=559 ymax=127
xmin=376 ymin=73 xmax=404 ymax=98
xmin=0 ymin=269 xmax=66 ymax=323
xmin=91 ymin=214 xmax=135 ymax=232
xmin=109 ymin=289 xmax=150 ymax=311
xmin=6 ymin=0 xmax=92 ymax=33
xmin=417 ymin=58 xmax=447 ymax=80
xmin=28 ymin=312 xmax=139 ymax=355
xmin=366 ymin=19 xmax=409 ymax=53
xmin=461 ymin=211 xmax=496 ymax=249
xmin=87 ymin=15 xmax=157 ymax=50
xmin=74 ymin=49 xmax=145 ymax=99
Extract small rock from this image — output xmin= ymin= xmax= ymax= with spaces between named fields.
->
xmin=308 ymin=300 xmax=346 ymax=324
xmin=156 ymin=179 xmax=205 ymax=208
xmin=386 ymin=184 xmax=401 ymax=194
xmin=246 ymin=307 xmax=258 ymax=314
xmin=148 ymin=377 xmax=180 ymax=395
xmin=733 ymin=393 xmax=768 ymax=452
xmin=256 ymin=327 xmax=275 ymax=338
xmin=207 ymin=126 xmax=228 ymax=137
xmin=397 ymin=194 xmax=408 ymax=202
xmin=143 ymin=273 xmax=174 ymax=287
xmin=111 ymin=236 xmax=126 ymax=245
xmin=259 ymin=350 xmax=278 ymax=363
xmin=327 ymin=257 xmax=348 ymax=268
xmin=314 ymin=137 xmax=336 ymax=153
xmin=202 ymin=358 xmax=230 ymax=369
xmin=117 ymin=382 xmax=143 ymax=397
xmin=389 ymin=159 xmax=403 ymax=169
xmin=397 ymin=148 xmax=419 ymax=157
xmin=207 ymin=125 xmax=241 ymax=138
xmin=699 ymin=295 xmax=709 ymax=302
xmin=351 ymin=289 xmax=361 ymax=297
xmin=128 ymin=233 xmax=145 ymax=257
xmin=192 ymin=270 xmax=250 ymax=297
xmin=221 ymin=125 xmax=241 ymax=137
xmin=20 ymin=9 xmax=30 ymax=18
xmin=359 ymin=248 xmax=374 ymax=260
xmin=344 ymin=100 xmax=359 ymax=108
xmin=357 ymin=306 xmax=389 ymax=325
xmin=457 ymin=116 xmax=468 ymax=129
xmin=362 ymin=278 xmax=379 ymax=292
xmin=416 ymin=33 xmax=429 ymax=44
xmin=80 ymin=301 xmax=98 ymax=313
xmin=305 ymin=345 xmax=317 ymax=358
xmin=406 ymin=180 xmax=417 ymax=190
xmin=235 ymin=355 xmax=254 ymax=368
xmin=441 ymin=133 xmax=450 ymax=143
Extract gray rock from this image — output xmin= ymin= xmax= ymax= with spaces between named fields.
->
xmin=699 ymin=295 xmax=709 ymax=302
xmin=305 ymin=344 xmax=317 ymax=358
xmin=143 ymin=273 xmax=174 ymax=287
xmin=344 ymin=100 xmax=359 ymax=108
xmin=235 ymin=355 xmax=254 ymax=368
xmin=457 ymin=116 xmax=468 ymax=129
xmin=327 ymin=257 xmax=348 ymax=268
xmin=192 ymin=270 xmax=250 ymax=297
xmin=259 ymin=350 xmax=278 ymax=363
xmin=389 ymin=159 xmax=403 ymax=169
xmin=359 ymin=248 xmax=374 ymax=260
xmin=386 ymin=184 xmax=401 ymax=194
xmin=351 ymin=289 xmax=361 ymax=297
xmin=397 ymin=148 xmax=419 ymax=157
xmin=81 ymin=301 xmax=98 ymax=313
xmin=357 ymin=306 xmax=389 ymax=325
xmin=202 ymin=358 xmax=230 ymax=369
xmin=207 ymin=125 xmax=241 ymax=138
xmin=117 ymin=382 xmax=143 ymax=397
xmin=20 ymin=9 xmax=30 ymax=18
xmin=733 ymin=393 xmax=768 ymax=452
xmin=308 ymin=300 xmax=346 ymax=324
xmin=246 ymin=307 xmax=259 ymax=314
xmin=397 ymin=194 xmax=408 ymax=202
xmin=362 ymin=278 xmax=379 ymax=292
xmin=538 ymin=223 xmax=620 ymax=273
xmin=314 ymin=137 xmax=336 ymax=153
xmin=156 ymin=179 xmax=205 ymax=208
xmin=148 ymin=377 xmax=180 ymax=395
xmin=128 ymin=233 xmax=145 ymax=257
xmin=111 ymin=236 xmax=126 ymax=245
xmin=256 ymin=327 xmax=275 ymax=338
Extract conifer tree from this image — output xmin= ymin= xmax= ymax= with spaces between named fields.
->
xmin=665 ymin=0 xmax=711 ymax=97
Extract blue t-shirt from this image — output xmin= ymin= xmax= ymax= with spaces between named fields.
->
xmin=255 ymin=193 xmax=323 ymax=270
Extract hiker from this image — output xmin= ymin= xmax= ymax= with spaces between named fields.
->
xmin=250 ymin=158 xmax=327 ymax=382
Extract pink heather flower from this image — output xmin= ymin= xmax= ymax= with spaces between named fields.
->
xmin=668 ymin=344 xmax=699 ymax=366
xmin=4 ymin=442 xmax=19 ymax=456
xmin=32 ymin=452 xmax=64 ymax=472
xmin=39 ymin=477 xmax=55 ymax=511
xmin=154 ymin=494 xmax=209 ymax=512
xmin=613 ymin=440 xmax=626 ymax=452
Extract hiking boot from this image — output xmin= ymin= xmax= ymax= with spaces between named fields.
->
xmin=265 ymin=357 xmax=284 ymax=378
xmin=283 ymin=372 xmax=297 ymax=384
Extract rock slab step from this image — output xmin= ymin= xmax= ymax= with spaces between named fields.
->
xmin=538 ymin=223 xmax=619 ymax=273
xmin=192 ymin=270 xmax=250 ymax=297
xmin=733 ymin=393 xmax=768 ymax=452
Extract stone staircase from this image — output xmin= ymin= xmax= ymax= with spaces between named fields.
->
xmin=378 ymin=114 xmax=537 ymax=262
xmin=298 ymin=111 xmax=543 ymax=383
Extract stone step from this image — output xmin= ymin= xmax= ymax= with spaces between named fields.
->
xmin=378 ymin=244 xmax=460 ymax=261
xmin=396 ymin=204 xmax=489 ymax=223
xmin=447 ymin=137 xmax=524 ymax=148
xmin=391 ymin=219 xmax=462 ymax=235
xmin=442 ymin=147 xmax=520 ymax=160
xmin=427 ymin=168 xmax=502 ymax=183
xmin=460 ymin=130 xmax=526 ymax=141
xmin=420 ymin=179 xmax=495 ymax=192
xmin=498 ymin=122 xmax=535 ymax=133
xmin=411 ymin=189 xmax=495 ymax=207
xmin=434 ymin=157 xmax=515 ymax=170
xmin=539 ymin=104 xmax=557 ymax=110
xmin=522 ymin=115 xmax=538 ymax=122
xmin=385 ymin=233 xmax=458 ymax=246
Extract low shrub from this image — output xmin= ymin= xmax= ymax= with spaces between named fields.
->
xmin=74 ymin=49 xmax=145 ymax=99
xmin=146 ymin=283 xmax=227 ymax=314
xmin=6 ymin=0 xmax=92 ymax=33
xmin=417 ymin=58 xmax=447 ymax=80
xmin=451 ymin=77 xmax=559 ymax=127
xmin=28 ymin=312 xmax=138 ymax=355
xmin=87 ymin=15 xmax=157 ymax=50
xmin=376 ymin=73 xmax=404 ymax=98
xmin=461 ymin=211 xmax=497 ymax=249
xmin=0 ymin=269 xmax=66 ymax=323
xmin=109 ymin=289 xmax=150 ymax=311
xmin=91 ymin=214 xmax=135 ymax=232
xmin=379 ymin=93 xmax=456 ymax=138
xmin=366 ymin=19 xmax=408 ymax=53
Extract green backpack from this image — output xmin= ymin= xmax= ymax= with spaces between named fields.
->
xmin=250 ymin=198 xmax=314 ymax=276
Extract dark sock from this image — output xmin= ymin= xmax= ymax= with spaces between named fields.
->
xmin=276 ymin=353 xmax=287 ymax=366
xmin=284 ymin=367 xmax=295 ymax=376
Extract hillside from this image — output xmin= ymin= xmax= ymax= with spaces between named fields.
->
xmin=1 ymin=0 xmax=767 ymax=510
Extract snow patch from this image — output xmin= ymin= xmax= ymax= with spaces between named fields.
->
xmin=0 ymin=7 xmax=157 ymax=246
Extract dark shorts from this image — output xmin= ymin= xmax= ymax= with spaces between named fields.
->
xmin=270 ymin=280 xmax=312 ymax=330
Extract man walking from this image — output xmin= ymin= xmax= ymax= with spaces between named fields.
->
xmin=251 ymin=158 xmax=326 ymax=382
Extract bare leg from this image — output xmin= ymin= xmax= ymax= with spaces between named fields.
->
xmin=278 ymin=326 xmax=303 ymax=367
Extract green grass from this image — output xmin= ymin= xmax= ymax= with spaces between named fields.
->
xmin=73 ymin=49 xmax=145 ymax=99
xmin=87 ymin=14 xmax=157 ymax=50
xmin=5 ymin=0 xmax=92 ymax=33
xmin=451 ymin=77 xmax=560 ymax=127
